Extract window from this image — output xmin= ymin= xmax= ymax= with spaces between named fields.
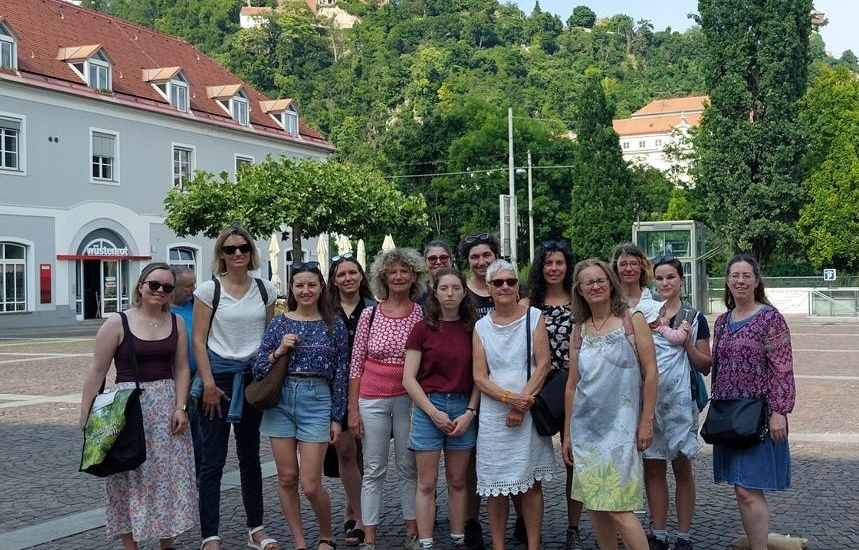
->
xmin=0 ymin=116 xmax=21 ymax=171
xmin=87 ymin=51 xmax=111 ymax=91
xmin=281 ymin=108 xmax=299 ymax=137
xmin=231 ymin=92 xmax=249 ymax=126
xmin=655 ymin=139 xmax=663 ymax=147
xmin=235 ymin=155 xmax=253 ymax=178
xmin=169 ymin=74 xmax=189 ymax=112
xmin=0 ymin=242 xmax=26 ymax=312
xmin=173 ymin=145 xmax=194 ymax=188
xmin=0 ymin=23 xmax=16 ymax=71
xmin=639 ymin=140 xmax=646 ymax=148
xmin=91 ymin=130 xmax=117 ymax=182
xmin=622 ymin=141 xmax=629 ymax=150
xmin=168 ymin=246 xmax=197 ymax=271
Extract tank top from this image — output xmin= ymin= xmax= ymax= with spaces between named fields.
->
xmin=114 ymin=312 xmax=178 ymax=383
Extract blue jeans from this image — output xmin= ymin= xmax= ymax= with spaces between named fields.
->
xmin=188 ymin=392 xmax=203 ymax=481
xmin=198 ymin=370 xmax=264 ymax=538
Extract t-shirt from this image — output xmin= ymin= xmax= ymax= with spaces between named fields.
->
xmin=171 ymin=299 xmax=197 ymax=374
xmin=194 ymin=277 xmax=277 ymax=362
xmin=406 ymin=319 xmax=473 ymax=394
xmin=468 ymin=288 xmax=494 ymax=319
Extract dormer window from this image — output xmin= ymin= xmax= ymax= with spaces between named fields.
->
xmin=260 ymin=99 xmax=300 ymax=138
xmin=0 ymin=22 xmax=18 ymax=71
xmin=146 ymin=68 xmax=189 ymax=112
xmin=231 ymin=91 xmax=249 ymax=126
xmin=60 ymin=45 xmax=112 ymax=92
xmin=207 ymin=85 xmax=249 ymax=126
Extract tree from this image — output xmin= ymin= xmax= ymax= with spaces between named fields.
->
xmin=163 ymin=158 xmax=429 ymax=258
xmin=691 ymin=0 xmax=811 ymax=269
xmin=568 ymin=6 xmax=596 ymax=29
xmin=568 ymin=68 xmax=636 ymax=259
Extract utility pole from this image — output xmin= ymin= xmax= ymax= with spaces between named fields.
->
xmin=527 ymin=150 xmax=534 ymax=264
xmin=507 ymin=107 xmax=518 ymax=265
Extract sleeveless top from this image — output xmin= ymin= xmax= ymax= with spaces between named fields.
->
xmin=114 ymin=312 xmax=178 ymax=383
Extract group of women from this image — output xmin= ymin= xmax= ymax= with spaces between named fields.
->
xmin=80 ymin=224 xmax=795 ymax=550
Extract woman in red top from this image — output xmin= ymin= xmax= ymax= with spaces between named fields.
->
xmin=403 ymin=268 xmax=479 ymax=550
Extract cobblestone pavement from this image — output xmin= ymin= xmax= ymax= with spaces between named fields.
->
xmin=0 ymin=316 xmax=856 ymax=549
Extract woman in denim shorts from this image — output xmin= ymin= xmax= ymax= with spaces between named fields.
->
xmin=403 ymin=267 xmax=480 ymax=550
xmin=254 ymin=262 xmax=349 ymax=550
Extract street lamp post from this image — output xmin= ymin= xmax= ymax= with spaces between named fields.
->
xmin=515 ymin=150 xmax=535 ymax=264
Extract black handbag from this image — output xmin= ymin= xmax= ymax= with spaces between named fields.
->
xmin=525 ymin=308 xmax=566 ymax=437
xmin=700 ymin=321 xmax=769 ymax=449
xmin=80 ymin=312 xmax=147 ymax=477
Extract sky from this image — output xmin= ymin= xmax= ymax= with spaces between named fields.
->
xmin=511 ymin=0 xmax=859 ymax=57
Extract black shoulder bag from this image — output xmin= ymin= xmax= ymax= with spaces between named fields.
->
xmin=699 ymin=319 xmax=769 ymax=449
xmin=526 ymin=308 xmax=566 ymax=437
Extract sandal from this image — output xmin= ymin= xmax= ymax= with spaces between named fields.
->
xmin=248 ymin=526 xmax=279 ymax=550
xmin=319 ymin=540 xmax=337 ymax=550
xmin=343 ymin=519 xmax=356 ymax=534
xmin=344 ymin=528 xmax=365 ymax=547
xmin=201 ymin=536 xmax=221 ymax=550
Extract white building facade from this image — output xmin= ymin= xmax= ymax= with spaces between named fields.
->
xmin=0 ymin=0 xmax=333 ymax=329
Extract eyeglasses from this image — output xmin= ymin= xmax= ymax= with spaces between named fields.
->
xmin=143 ymin=280 xmax=175 ymax=293
xmin=426 ymin=254 xmax=451 ymax=264
xmin=292 ymin=261 xmax=320 ymax=273
xmin=578 ymin=278 xmax=608 ymax=289
xmin=728 ymin=273 xmax=755 ymax=281
xmin=652 ymin=254 xmax=677 ymax=267
xmin=489 ymin=277 xmax=518 ymax=288
xmin=464 ymin=233 xmax=491 ymax=244
xmin=222 ymin=243 xmax=252 ymax=255
xmin=616 ymin=260 xmax=641 ymax=269
xmin=542 ymin=239 xmax=568 ymax=251
xmin=331 ymin=252 xmax=355 ymax=264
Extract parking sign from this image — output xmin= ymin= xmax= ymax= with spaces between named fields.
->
xmin=823 ymin=268 xmax=837 ymax=282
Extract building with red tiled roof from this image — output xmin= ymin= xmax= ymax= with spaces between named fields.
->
xmin=613 ymin=95 xmax=708 ymax=184
xmin=0 ymin=0 xmax=333 ymax=329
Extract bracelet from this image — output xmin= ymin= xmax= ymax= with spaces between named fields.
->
xmin=501 ymin=390 xmax=511 ymax=404
xmin=466 ymin=407 xmax=478 ymax=417
xmin=175 ymin=404 xmax=187 ymax=412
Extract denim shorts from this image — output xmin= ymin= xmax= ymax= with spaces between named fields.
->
xmin=260 ymin=376 xmax=332 ymax=443
xmin=409 ymin=392 xmax=476 ymax=451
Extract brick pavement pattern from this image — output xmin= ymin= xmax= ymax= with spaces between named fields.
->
xmin=1 ymin=316 xmax=857 ymax=549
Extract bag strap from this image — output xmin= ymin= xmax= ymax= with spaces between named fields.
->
xmin=525 ymin=307 xmax=532 ymax=379
xmin=118 ymin=311 xmax=143 ymax=392
xmin=711 ymin=318 xmax=726 ymax=387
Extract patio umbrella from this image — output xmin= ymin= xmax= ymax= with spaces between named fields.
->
xmin=357 ymin=239 xmax=367 ymax=270
xmin=316 ymin=233 xmax=330 ymax=278
xmin=336 ymin=234 xmax=353 ymax=255
xmin=382 ymin=234 xmax=396 ymax=251
xmin=268 ymin=233 xmax=282 ymax=295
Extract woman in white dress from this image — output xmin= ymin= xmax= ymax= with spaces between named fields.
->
xmin=562 ymin=259 xmax=657 ymax=550
xmin=473 ymin=260 xmax=555 ymax=550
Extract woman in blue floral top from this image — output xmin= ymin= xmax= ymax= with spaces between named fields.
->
xmin=254 ymin=262 xmax=349 ymax=550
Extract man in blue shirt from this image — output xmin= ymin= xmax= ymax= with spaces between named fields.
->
xmin=171 ymin=265 xmax=201 ymax=478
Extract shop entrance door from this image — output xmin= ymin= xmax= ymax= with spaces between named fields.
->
xmin=79 ymin=259 xmax=124 ymax=318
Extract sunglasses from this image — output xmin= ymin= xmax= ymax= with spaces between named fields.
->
xmin=489 ymin=277 xmax=518 ymax=288
xmin=331 ymin=252 xmax=355 ymax=264
xmin=292 ymin=261 xmax=320 ymax=273
xmin=652 ymin=254 xmax=677 ymax=267
xmin=542 ymin=239 xmax=569 ymax=251
xmin=426 ymin=254 xmax=451 ymax=264
xmin=143 ymin=280 xmax=175 ymax=293
xmin=464 ymin=233 xmax=491 ymax=245
xmin=222 ymin=243 xmax=252 ymax=255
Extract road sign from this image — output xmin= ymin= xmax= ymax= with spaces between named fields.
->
xmin=823 ymin=268 xmax=837 ymax=282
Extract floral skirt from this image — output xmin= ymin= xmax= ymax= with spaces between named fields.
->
xmin=104 ymin=379 xmax=197 ymax=541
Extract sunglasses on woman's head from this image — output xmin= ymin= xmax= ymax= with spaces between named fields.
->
xmin=222 ymin=243 xmax=252 ymax=255
xmin=465 ymin=233 xmax=491 ymax=245
xmin=489 ymin=278 xmax=518 ymax=288
xmin=292 ymin=261 xmax=320 ymax=273
xmin=143 ymin=280 xmax=175 ymax=293
xmin=542 ymin=239 xmax=569 ymax=251
xmin=652 ymin=254 xmax=677 ymax=267
xmin=331 ymin=252 xmax=355 ymax=264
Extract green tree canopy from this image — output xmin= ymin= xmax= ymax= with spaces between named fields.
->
xmin=568 ymin=6 xmax=596 ymax=29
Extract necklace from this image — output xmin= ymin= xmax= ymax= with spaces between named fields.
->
xmin=592 ymin=314 xmax=611 ymax=333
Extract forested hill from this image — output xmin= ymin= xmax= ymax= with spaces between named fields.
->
xmin=83 ymin=1 xmax=849 ymax=268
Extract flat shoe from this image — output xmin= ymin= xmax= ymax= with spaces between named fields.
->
xmin=344 ymin=528 xmax=365 ymax=547
xmin=344 ymin=519 xmax=356 ymax=533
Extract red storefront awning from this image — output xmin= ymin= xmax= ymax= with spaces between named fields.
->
xmin=57 ymin=254 xmax=152 ymax=261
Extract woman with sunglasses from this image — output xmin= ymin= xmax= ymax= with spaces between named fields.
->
xmin=326 ymin=252 xmax=377 ymax=546
xmin=473 ymin=260 xmax=555 ymax=550
xmin=403 ymin=267 xmax=479 ymax=550
xmin=520 ymin=240 xmax=583 ymax=550
xmin=79 ymin=262 xmax=196 ymax=550
xmin=612 ymin=243 xmax=654 ymax=308
xmin=458 ymin=232 xmax=501 ymax=319
xmin=348 ymin=248 xmax=426 ymax=550
xmin=642 ymin=256 xmax=711 ymax=550
xmin=562 ymin=259 xmax=657 ymax=550
xmin=192 ymin=224 xmax=278 ymax=550
xmin=418 ymin=240 xmax=453 ymax=307
xmin=254 ymin=262 xmax=349 ymax=550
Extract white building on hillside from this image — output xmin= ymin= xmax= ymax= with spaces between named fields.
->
xmin=0 ymin=0 xmax=334 ymax=329
xmin=613 ymin=95 xmax=707 ymax=184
